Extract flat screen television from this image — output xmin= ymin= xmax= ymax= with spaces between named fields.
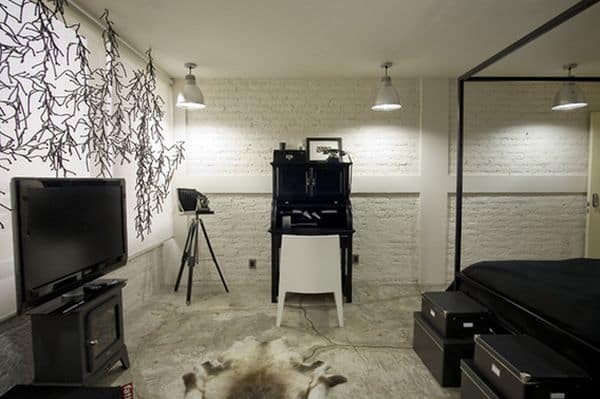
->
xmin=11 ymin=178 xmax=128 ymax=314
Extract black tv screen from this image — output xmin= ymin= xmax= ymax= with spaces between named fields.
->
xmin=11 ymin=178 xmax=128 ymax=313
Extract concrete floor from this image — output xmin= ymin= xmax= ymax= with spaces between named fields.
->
xmin=100 ymin=282 xmax=459 ymax=399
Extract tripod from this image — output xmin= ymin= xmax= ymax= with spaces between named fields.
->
xmin=174 ymin=210 xmax=229 ymax=304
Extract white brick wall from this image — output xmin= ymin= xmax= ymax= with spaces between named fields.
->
xmin=172 ymin=78 xmax=423 ymax=284
xmin=449 ymin=82 xmax=600 ymax=175
xmin=446 ymin=194 xmax=587 ymax=282
xmin=173 ymin=78 xmax=597 ymax=286
xmin=444 ymin=82 xmax=600 ymax=282
xmin=176 ymin=194 xmax=272 ymax=282
xmin=183 ymin=79 xmax=421 ymax=176
xmin=173 ymin=194 xmax=420 ymax=283
xmin=352 ymin=195 xmax=420 ymax=283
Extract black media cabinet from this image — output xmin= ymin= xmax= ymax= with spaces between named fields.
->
xmin=27 ymin=279 xmax=129 ymax=385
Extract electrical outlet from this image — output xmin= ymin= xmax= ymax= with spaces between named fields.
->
xmin=249 ymin=259 xmax=257 ymax=269
xmin=352 ymin=254 xmax=359 ymax=264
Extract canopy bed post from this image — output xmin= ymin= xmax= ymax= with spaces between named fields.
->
xmin=453 ymin=79 xmax=465 ymax=287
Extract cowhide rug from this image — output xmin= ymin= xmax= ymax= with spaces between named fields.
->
xmin=182 ymin=337 xmax=347 ymax=399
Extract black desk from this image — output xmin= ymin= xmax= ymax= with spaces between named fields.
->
xmin=269 ymin=152 xmax=354 ymax=303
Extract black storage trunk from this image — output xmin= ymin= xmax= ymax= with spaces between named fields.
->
xmin=422 ymin=291 xmax=489 ymax=338
xmin=460 ymin=360 xmax=502 ymax=399
xmin=474 ymin=335 xmax=590 ymax=399
xmin=413 ymin=312 xmax=474 ymax=387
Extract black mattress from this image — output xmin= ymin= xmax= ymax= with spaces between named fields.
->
xmin=461 ymin=258 xmax=600 ymax=349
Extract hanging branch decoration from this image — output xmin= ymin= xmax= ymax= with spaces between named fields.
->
xmin=82 ymin=9 xmax=131 ymax=177
xmin=0 ymin=1 xmax=185 ymax=237
xmin=1 ymin=0 xmax=87 ymax=228
xmin=127 ymin=49 xmax=184 ymax=239
xmin=2 ymin=0 xmax=82 ymax=176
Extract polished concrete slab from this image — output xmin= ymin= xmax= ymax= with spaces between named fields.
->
xmin=100 ymin=282 xmax=458 ymax=399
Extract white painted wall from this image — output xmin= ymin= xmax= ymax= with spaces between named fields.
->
xmin=171 ymin=77 xmax=599 ymax=287
xmin=0 ymin=4 xmax=175 ymax=321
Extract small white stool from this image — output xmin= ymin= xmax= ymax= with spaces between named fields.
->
xmin=276 ymin=234 xmax=344 ymax=327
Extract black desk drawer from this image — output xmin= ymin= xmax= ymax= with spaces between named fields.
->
xmin=413 ymin=312 xmax=474 ymax=387
xmin=422 ymin=292 xmax=489 ymax=338
xmin=460 ymin=360 xmax=502 ymax=399
xmin=474 ymin=335 xmax=589 ymax=399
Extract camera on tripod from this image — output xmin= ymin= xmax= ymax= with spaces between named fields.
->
xmin=177 ymin=188 xmax=210 ymax=214
xmin=174 ymin=188 xmax=228 ymax=304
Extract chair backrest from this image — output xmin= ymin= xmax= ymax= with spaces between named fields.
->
xmin=279 ymin=234 xmax=341 ymax=294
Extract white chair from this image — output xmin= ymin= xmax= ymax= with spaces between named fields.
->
xmin=276 ymin=234 xmax=344 ymax=327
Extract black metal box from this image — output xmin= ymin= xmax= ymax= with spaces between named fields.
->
xmin=474 ymin=335 xmax=589 ymax=399
xmin=460 ymin=360 xmax=502 ymax=399
xmin=422 ymin=291 xmax=489 ymax=338
xmin=413 ymin=312 xmax=474 ymax=387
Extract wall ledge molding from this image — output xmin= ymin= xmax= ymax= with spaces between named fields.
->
xmin=175 ymin=175 xmax=588 ymax=195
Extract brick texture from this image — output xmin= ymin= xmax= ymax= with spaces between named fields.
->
xmin=353 ymin=195 xmax=420 ymax=283
xmin=176 ymin=78 xmax=596 ymax=286
xmin=449 ymin=82 xmax=600 ymax=175
xmin=176 ymin=194 xmax=420 ymax=284
xmin=174 ymin=78 xmax=423 ymax=285
xmin=446 ymin=194 xmax=587 ymax=282
xmin=184 ymin=79 xmax=421 ymax=177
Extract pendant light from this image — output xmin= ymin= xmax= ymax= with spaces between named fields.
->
xmin=372 ymin=62 xmax=402 ymax=111
xmin=176 ymin=62 xmax=206 ymax=110
xmin=551 ymin=63 xmax=588 ymax=111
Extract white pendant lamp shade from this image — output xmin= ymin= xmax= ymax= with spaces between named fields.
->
xmin=372 ymin=62 xmax=401 ymax=111
xmin=551 ymin=64 xmax=588 ymax=111
xmin=552 ymin=82 xmax=588 ymax=111
xmin=176 ymin=63 xmax=206 ymax=110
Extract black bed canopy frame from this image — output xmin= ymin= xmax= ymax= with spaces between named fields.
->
xmin=453 ymin=0 xmax=600 ymax=279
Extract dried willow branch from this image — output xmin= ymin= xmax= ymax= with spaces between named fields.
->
xmin=127 ymin=49 xmax=184 ymax=239
xmin=0 ymin=2 xmax=185 ymax=237
xmin=82 ymin=9 xmax=131 ymax=177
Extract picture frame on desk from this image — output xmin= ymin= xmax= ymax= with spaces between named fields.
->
xmin=306 ymin=137 xmax=342 ymax=162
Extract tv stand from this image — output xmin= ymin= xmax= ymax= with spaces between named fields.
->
xmin=27 ymin=279 xmax=129 ymax=385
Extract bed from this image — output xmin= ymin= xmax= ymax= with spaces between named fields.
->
xmin=455 ymin=258 xmax=600 ymax=385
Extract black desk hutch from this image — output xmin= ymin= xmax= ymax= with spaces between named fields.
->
xmin=269 ymin=150 xmax=354 ymax=303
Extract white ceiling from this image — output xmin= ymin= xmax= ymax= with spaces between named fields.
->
xmin=73 ymin=0 xmax=600 ymax=79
